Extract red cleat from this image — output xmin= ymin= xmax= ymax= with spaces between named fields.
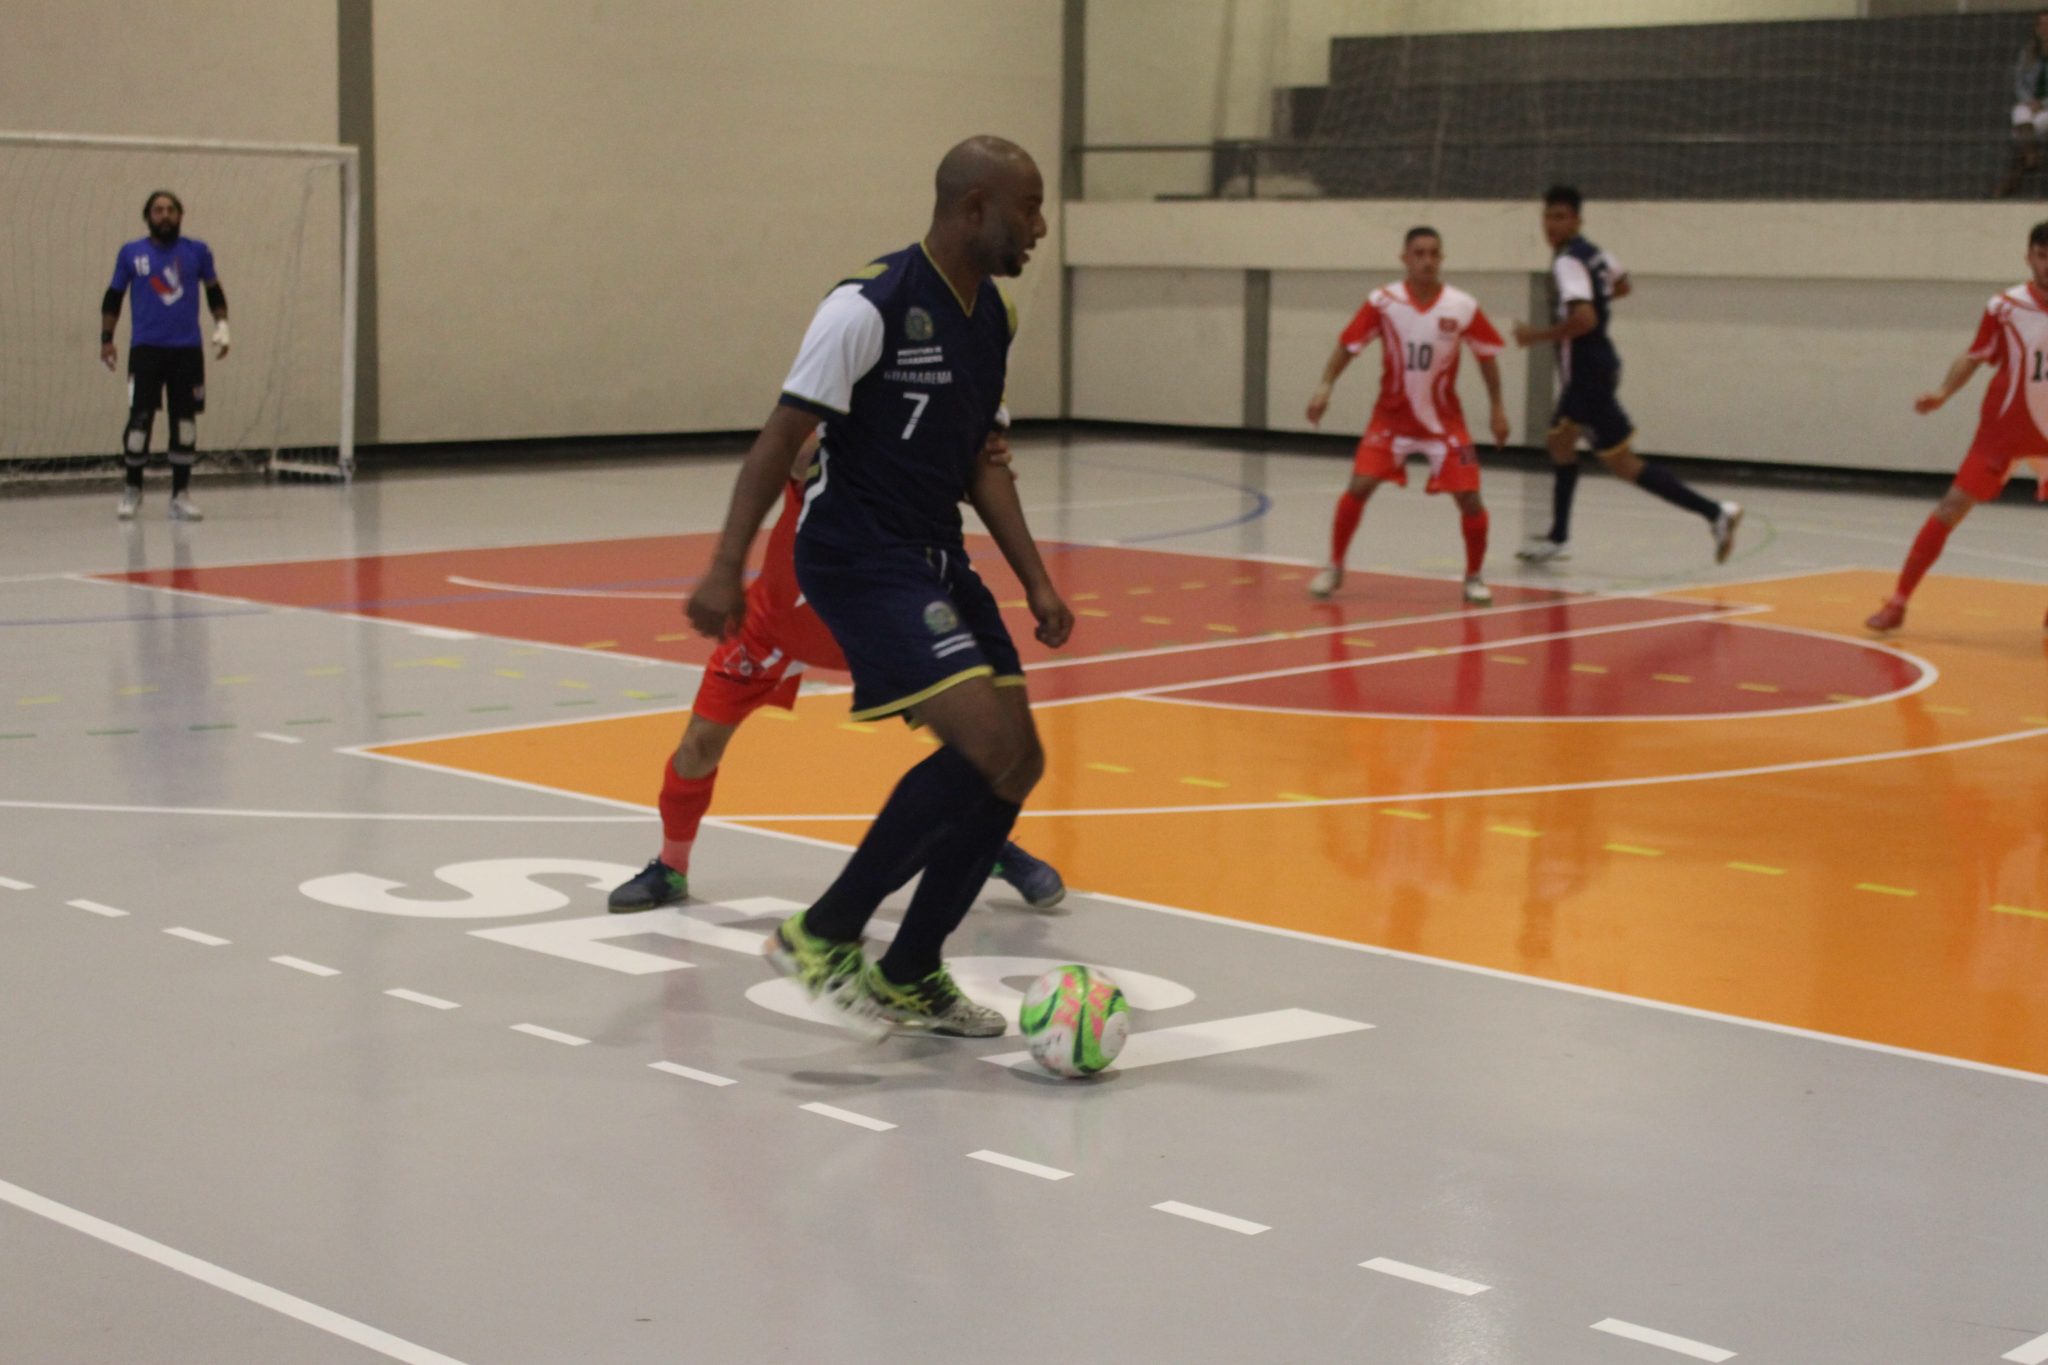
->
xmin=1865 ymin=599 xmax=1906 ymax=633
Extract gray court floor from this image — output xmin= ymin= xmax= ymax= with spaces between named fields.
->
xmin=2 ymin=436 xmax=2046 ymax=1365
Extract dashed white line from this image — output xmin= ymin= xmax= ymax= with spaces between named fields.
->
xmin=510 ymin=1023 xmax=589 ymax=1046
xmin=0 ymin=1176 xmax=473 ymax=1365
xmin=164 ymin=927 xmax=230 ymax=946
xmin=967 ymin=1150 xmax=1073 ymax=1182
xmin=66 ymin=899 xmax=130 ymax=918
xmin=384 ymin=988 xmax=460 ymax=1011
xmin=799 ymin=1102 xmax=895 ymax=1132
xmin=254 ymin=732 xmax=304 ymax=745
xmin=0 ymin=876 xmax=33 ymax=891
xmin=269 ymin=955 xmax=339 ymax=977
xmin=1590 ymin=1318 xmax=1736 ymax=1362
xmin=1152 ymin=1201 xmax=1269 ymax=1235
xmin=2005 ymin=1329 xmax=2048 ymax=1364
xmin=1360 ymin=1257 xmax=1490 ymax=1296
xmin=649 ymin=1061 xmax=736 ymax=1087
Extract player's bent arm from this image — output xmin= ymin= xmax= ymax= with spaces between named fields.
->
xmin=1514 ymin=302 xmax=1596 ymax=348
xmin=968 ymin=455 xmax=1071 ymax=649
xmin=1611 ymin=275 xmax=1633 ymax=300
xmin=1916 ymin=352 xmax=1986 ymax=413
xmin=1476 ymin=355 xmax=1510 ymax=446
xmin=685 ymin=404 xmax=820 ymax=639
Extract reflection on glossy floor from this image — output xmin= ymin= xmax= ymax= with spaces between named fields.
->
xmin=3 ymin=436 xmax=2046 ymax=1364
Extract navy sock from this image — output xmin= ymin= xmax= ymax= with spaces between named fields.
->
xmin=171 ymin=462 xmax=192 ymax=495
xmin=1548 ymin=463 xmax=1579 ymax=543
xmin=1636 ymin=462 xmax=1720 ymax=521
xmin=878 ymin=793 xmax=1021 ymax=984
xmin=124 ymin=464 xmax=144 ymax=489
xmin=804 ymin=745 xmax=992 ymax=943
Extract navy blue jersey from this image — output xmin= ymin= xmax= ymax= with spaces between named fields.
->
xmin=1548 ymin=234 xmax=1625 ymax=384
xmin=109 ymin=237 xmax=216 ymax=349
xmin=778 ymin=243 xmax=1013 ymax=552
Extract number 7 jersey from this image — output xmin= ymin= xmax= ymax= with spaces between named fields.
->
xmin=1338 ymin=283 xmax=1503 ymax=443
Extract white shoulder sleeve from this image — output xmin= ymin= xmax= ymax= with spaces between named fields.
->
xmin=781 ymin=284 xmax=885 ymax=415
xmin=1552 ymin=256 xmax=1594 ymax=305
xmin=1599 ymin=250 xmax=1626 ymax=282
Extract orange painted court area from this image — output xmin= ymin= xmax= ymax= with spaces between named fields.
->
xmin=149 ymin=542 xmax=2048 ymax=1074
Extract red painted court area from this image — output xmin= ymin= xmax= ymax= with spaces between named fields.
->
xmin=109 ymin=536 xmax=1923 ymax=719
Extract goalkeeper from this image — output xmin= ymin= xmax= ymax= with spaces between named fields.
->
xmin=101 ymin=190 xmax=230 ymax=521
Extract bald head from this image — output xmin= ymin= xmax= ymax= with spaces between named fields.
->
xmin=934 ymin=135 xmax=1034 ymax=216
xmin=927 ymin=136 xmax=1046 ymax=281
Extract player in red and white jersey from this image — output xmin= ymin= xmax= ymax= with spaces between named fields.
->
xmin=1866 ymin=222 xmax=2048 ymax=634
xmin=605 ymin=428 xmax=1067 ymax=912
xmin=1305 ymin=226 xmax=1510 ymax=605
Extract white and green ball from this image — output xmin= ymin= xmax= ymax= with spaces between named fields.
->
xmin=1019 ymin=965 xmax=1130 ymax=1077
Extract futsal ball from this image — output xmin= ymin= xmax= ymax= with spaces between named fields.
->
xmin=1019 ymin=965 xmax=1130 ymax=1078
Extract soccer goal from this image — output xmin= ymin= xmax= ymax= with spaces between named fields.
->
xmin=0 ymin=131 xmax=359 ymax=487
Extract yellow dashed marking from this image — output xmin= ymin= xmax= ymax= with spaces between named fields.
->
xmin=1827 ymin=693 xmax=1864 ymax=703
xmin=496 ymin=669 xmax=525 ymax=679
xmin=557 ymin=680 xmax=591 ymax=691
xmin=1380 ymin=809 xmax=1432 ymax=821
xmin=1343 ymin=638 xmax=1377 ymax=649
xmin=1000 ymin=599 xmax=1027 ymax=609
xmin=2026 ymin=715 xmax=2048 ymax=726
xmin=1652 ymin=673 xmax=1692 ymax=684
xmin=1727 ymin=862 xmax=1787 ymax=876
xmin=1925 ymin=705 xmax=1969 ymax=716
xmin=1230 ymin=575 xmax=1256 ymax=585
xmin=1139 ymin=615 xmax=1174 ymax=626
xmin=1205 ymin=623 xmax=1239 ymax=635
xmin=1993 ymin=904 xmax=2047 ymax=920
xmin=1737 ymin=682 xmax=1780 ymax=694
xmin=1087 ymin=762 xmax=1133 ymax=774
xmin=16 ymin=695 xmax=61 ymax=706
xmin=1125 ymin=586 xmax=1155 ymax=596
xmin=1071 ymin=592 xmax=1101 ymax=602
xmin=1855 ymin=882 xmax=1917 ymax=898
xmin=305 ymin=666 xmax=345 ymax=677
xmin=621 ymin=689 xmax=655 ymax=700
xmin=1278 ymin=572 xmax=1304 ymax=582
xmin=838 ymin=722 xmax=879 ymax=735
xmin=1180 ymin=777 xmax=1228 ymax=789
xmin=757 ymin=709 xmax=799 ymax=722
xmin=1604 ymin=843 xmax=1664 ymax=858
xmin=117 ymin=685 xmax=158 ymax=696
xmin=1180 ymin=581 xmax=1207 ymax=590
xmin=215 ymin=675 xmax=256 ymax=686
xmin=1076 ymin=608 xmax=1111 ymax=618
xmin=581 ymin=640 xmax=618 ymax=650
xmin=1489 ymin=824 xmax=1541 ymax=839
xmin=1276 ymin=791 xmax=1319 ymax=802
xmin=1491 ymin=655 xmax=1527 ymax=665
xmin=1569 ymin=663 xmax=1607 ymax=675
xmin=394 ymin=657 xmax=464 ymax=670
xmin=655 ymin=632 xmax=692 ymax=642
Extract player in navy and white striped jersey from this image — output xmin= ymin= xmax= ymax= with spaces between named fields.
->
xmin=1512 ymin=185 xmax=1741 ymax=565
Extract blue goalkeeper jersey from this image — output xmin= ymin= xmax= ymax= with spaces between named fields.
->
xmin=109 ymin=237 xmax=216 ymax=349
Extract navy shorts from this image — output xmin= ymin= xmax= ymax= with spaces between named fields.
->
xmin=1552 ymin=369 xmax=1632 ymax=454
xmin=793 ymin=536 xmax=1024 ymax=722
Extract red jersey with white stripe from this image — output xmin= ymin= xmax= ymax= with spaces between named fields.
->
xmin=1339 ymin=283 xmax=1504 ymax=443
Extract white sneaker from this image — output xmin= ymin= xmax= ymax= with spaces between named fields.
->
xmin=1516 ymin=535 xmax=1568 ymax=563
xmin=115 ymin=488 xmax=141 ymax=521
xmin=1712 ymin=502 xmax=1742 ymax=564
xmin=169 ymin=493 xmax=204 ymax=522
xmin=1462 ymin=576 xmax=1494 ymax=606
xmin=1308 ymin=563 xmax=1342 ymax=599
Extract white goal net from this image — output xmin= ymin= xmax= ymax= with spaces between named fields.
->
xmin=0 ymin=132 xmax=358 ymax=486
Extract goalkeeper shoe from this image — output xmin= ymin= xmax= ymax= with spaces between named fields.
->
xmin=608 ymin=859 xmax=687 ymax=913
xmin=1516 ymin=535 xmax=1569 ymax=563
xmin=856 ymin=962 xmax=1005 ymax=1038
xmin=994 ymin=841 xmax=1066 ymax=910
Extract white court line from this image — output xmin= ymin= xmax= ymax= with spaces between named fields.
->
xmin=966 ymin=1150 xmax=1073 ymax=1181
xmin=0 ymin=1175 xmax=471 ymax=1365
xmin=799 ymin=1102 xmax=895 ymax=1132
xmin=66 ymin=898 xmax=129 ymax=918
xmin=1360 ymin=1257 xmax=1491 ymax=1296
xmin=510 ymin=1023 xmax=588 ymax=1047
xmin=164 ymin=927 xmax=229 ymax=946
xmin=254 ymin=732 xmax=303 ymax=745
xmin=1152 ymin=1201 xmax=1269 ymax=1235
xmin=0 ymin=875 xmax=33 ymax=890
xmin=445 ymin=573 xmax=680 ymax=602
xmin=384 ymin=988 xmax=460 ymax=1011
xmin=270 ymin=956 xmax=339 ymax=977
xmin=2006 ymin=1329 xmax=2048 ymax=1364
xmin=984 ymin=1008 xmax=1370 ymax=1073
xmin=1590 ymin=1317 xmax=1735 ymax=1362
xmin=0 ymin=797 xmax=645 ymax=823
xmin=649 ymin=1061 xmax=736 ymax=1087
xmin=406 ymin=625 xmax=475 ymax=640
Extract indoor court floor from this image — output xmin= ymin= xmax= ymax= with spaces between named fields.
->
xmin=1 ymin=433 xmax=2045 ymax=1364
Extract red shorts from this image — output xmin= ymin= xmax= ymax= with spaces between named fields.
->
xmin=688 ymin=596 xmax=845 ymax=727
xmin=1955 ymin=442 xmax=2048 ymax=503
xmin=1352 ymin=427 xmax=1481 ymax=495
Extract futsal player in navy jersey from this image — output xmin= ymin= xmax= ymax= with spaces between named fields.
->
xmin=1512 ymin=185 xmax=1740 ymax=565
xmin=101 ymin=190 xmax=229 ymax=521
xmin=686 ymin=136 xmax=1066 ymax=1038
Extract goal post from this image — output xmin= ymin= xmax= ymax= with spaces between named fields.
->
xmin=0 ymin=131 xmax=359 ymax=486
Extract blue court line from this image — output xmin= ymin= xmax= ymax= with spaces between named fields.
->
xmin=0 ymin=607 xmax=271 ymax=628
xmin=1067 ymin=457 xmax=1274 ymax=545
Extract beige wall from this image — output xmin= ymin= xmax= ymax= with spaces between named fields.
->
xmin=1068 ymin=199 xmax=2046 ymax=474
xmin=372 ymin=0 xmax=1064 ymax=443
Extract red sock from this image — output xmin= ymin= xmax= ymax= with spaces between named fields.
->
xmin=1460 ymin=510 xmax=1490 ymax=576
xmin=658 ymin=761 xmax=718 ymax=872
xmin=1330 ymin=491 xmax=1367 ymax=565
xmin=1894 ymin=515 xmax=1953 ymax=602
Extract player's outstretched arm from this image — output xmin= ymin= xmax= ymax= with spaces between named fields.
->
xmin=205 ymin=279 xmax=230 ymax=358
xmin=1307 ymin=343 xmax=1356 ymax=427
xmin=686 ymin=403 xmax=819 ymax=640
xmin=1915 ymin=352 xmax=1984 ymax=414
xmin=968 ymin=450 xmax=1071 ymax=649
xmin=1477 ymin=354 xmax=1510 ymax=449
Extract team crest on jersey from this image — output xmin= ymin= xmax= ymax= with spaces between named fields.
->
xmin=149 ymin=264 xmax=185 ymax=306
xmin=905 ymin=307 xmax=935 ymax=342
xmin=1437 ymin=317 xmax=1458 ymax=334
xmin=922 ymin=599 xmax=958 ymax=634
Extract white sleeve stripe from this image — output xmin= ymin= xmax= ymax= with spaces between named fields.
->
xmin=781 ymin=284 xmax=885 ymax=417
xmin=1553 ymin=256 xmax=1594 ymax=304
